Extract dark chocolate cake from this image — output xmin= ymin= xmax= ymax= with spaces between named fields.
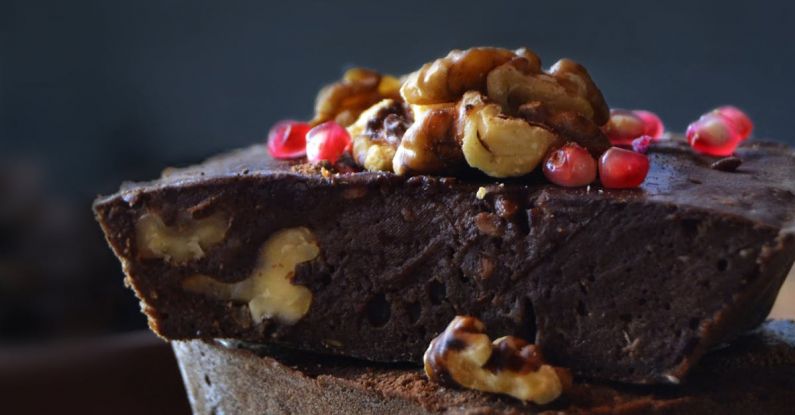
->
xmin=94 ymin=45 xmax=795 ymax=412
xmin=173 ymin=320 xmax=795 ymax=415
xmin=94 ymin=138 xmax=795 ymax=383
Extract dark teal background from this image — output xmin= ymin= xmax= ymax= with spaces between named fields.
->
xmin=2 ymin=0 xmax=794 ymax=196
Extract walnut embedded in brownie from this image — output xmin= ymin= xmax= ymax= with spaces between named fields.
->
xmin=94 ymin=138 xmax=795 ymax=384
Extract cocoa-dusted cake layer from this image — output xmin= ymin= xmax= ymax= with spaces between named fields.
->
xmin=94 ymin=139 xmax=795 ymax=383
xmin=173 ymin=320 xmax=795 ymax=415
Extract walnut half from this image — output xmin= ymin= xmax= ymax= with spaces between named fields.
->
xmin=347 ymin=99 xmax=413 ymax=172
xmin=400 ymin=47 xmax=608 ymax=126
xmin=486 ymin=55 xmax=609 ymax=125
xmin=424 ymin=316 xmax=570 ymax=404
xmin=400 ymin=47 xmax=518 ymax=105
xmin=459 ymin=91 xmax=561 ymax=178
xmin=312 ymin=68 xmax=402 ymax=127
xmin=393 ymin=103 xmax=462 ymax=175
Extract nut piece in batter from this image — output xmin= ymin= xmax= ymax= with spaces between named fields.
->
xmin=135 ymin=211 xmax=229 ymax=264
xmin=183 ymin=227 xmax=319 ymax=325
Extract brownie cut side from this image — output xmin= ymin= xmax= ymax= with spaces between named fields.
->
xmin=172 ymin=320 xmax=795 ymax=415
xmin=94 ymin=139 xmax=795 ymax=383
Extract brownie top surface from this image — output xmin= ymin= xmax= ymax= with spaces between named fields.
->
xmin=98 ymin=137 xmax=795 ymax=230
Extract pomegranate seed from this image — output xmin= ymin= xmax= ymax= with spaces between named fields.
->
xmin=602 ymin=109 xmax=664 ymax=145
xmin=306 ymin=121 xmax=351 ymax=164
xmin=543 ymin=143 xmax=597 ymax=187
xmin=686 ymin=113 xmax=742 ymax=156
xmin=598 ymin=147 xmax=650 ymax=189
xmin=267 ymin=120 xmax=311 ymax=159
xmin=631 ymin=135 xmax=653 ymax=154
xmin=603 ymin=109 xmax=646 ymax=146
xmin=713 ymin=106 xmax=753 ymax=140
xmin=634 ymin=110 xmax=665 ymax=139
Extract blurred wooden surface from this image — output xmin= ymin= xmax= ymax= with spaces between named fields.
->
xmin=0 ymin=331 xmax=190 ymax=415
xmin=770 ymin=266 xmax=795 ymax=319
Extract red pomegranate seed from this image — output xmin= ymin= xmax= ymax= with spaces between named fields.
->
xmin=598 ymin=147 xmax=650 ymax=189
xmin=603 ymin=109 xmax=665 ymax=145
xmin=306 ymin=121 xmax=351 ymax=164
xmin=634 ymin=110 xmax=665 ymax=139
xmin=686 ymin=113 xmax=742 ymax=156
xmin=631 ymin=135 xmax=653 ymax=154
xmin=603 ymin=109 xmax=646 ymax=146
xmin=713 ymin=106 xmax=753 ymax=140
xmin=542 ymin=143 xmax=597 ymax=187
xmin=267 ymin=120 xmax=311 ymax=159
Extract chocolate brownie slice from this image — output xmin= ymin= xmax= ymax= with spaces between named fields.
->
xmin=94 ymin=138 xmax=795 ymax=383
xmin=172 ymin=320 xmax=795 ymax=415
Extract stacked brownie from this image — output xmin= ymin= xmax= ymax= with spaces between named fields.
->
xmin=175 ymin=320 xmax=795 ymax=414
